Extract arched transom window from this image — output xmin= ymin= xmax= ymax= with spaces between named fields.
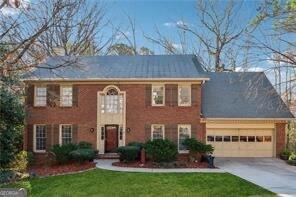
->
xmin=101 ymin=86 xmax=123 ymax=113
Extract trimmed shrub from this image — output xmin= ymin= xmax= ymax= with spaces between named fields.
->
xmin=183 ymin=138 xmax=214 ymax=154
xmin=127 ymin=142 xmax=144 ymax=149
xmin=70 ymin=149 xmax=95 ymax=163
xmin=51 ymin=143 xmax=78 ymax=164
xmin=78 ymin=141 xmax=92 ymax=149
xmin=144 ymin=139 xmax=178 ymax=162
xmin=0 ymin=170 xmax=16 ymax=184
xmin=8 ymin=151 xmax=28 ymax=173
xmin=117 ymin=146 xmax=139 ymax=162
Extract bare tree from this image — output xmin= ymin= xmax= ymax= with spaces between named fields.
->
xmin=0 ymin=0 xmax=114 ymax=77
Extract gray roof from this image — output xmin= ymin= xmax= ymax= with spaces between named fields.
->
xmin=202 ymin=72 xmax=294 ymax=119
xmin=25 ymin=55 xmax=208 ymax=80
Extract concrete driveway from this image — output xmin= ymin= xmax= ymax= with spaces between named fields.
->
xmin=215 ymin=158 xmax=296 ymax=196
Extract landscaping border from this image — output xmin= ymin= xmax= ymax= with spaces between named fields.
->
xmin=95 ymin=159 xmax=225 ymax=173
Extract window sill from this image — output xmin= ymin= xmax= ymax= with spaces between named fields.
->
xmin=178 ymin=150 xmax=189 ymax=154
xmin=33 ymin=150 xmax=46 ymax=154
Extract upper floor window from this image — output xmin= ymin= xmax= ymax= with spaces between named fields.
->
xmin=60 ymin=124 xmax=72 ymax=145
xmin=34 ymin=125 xmax=46 ymax=152
xmin=178 ymin=85 xmax=191 ymax=106
xmin=101 ymin=87 xmax=123 ymax=114
xmin=61 ymin=86 xmax=73 ymax=106
xmin=151 ymin=124 xmax=165 ymax=140
xmin=35 ymin=86 xmax=47 ymax=106
xmin=152 ymin=85 xmax=164 ymax=106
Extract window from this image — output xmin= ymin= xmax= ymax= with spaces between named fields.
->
xmin=178 ymin=125 xmax=191 ymax=152
xmin=34 ymin=125 xmax=46 ymax=152
xmin=151 ymin=124 xmax=165 ymax=140
xmin=178 ymin=85 xmax=191 ymax=106
xmin=223 ymin=136 xmax=231 ymax=142
xmin=61 ymin=86 xmax=72 ymax=106
xmin=248 ymin=136 xmax=255 ymax=142
xmin=264 ymin=136 xmax=272 ymax=142
xmin=215 ymin=136 xmax=223 ymax=142
xmin=105 ymin=88 xmax=119 ymax=113
xmin=60 ymin=125 xmax=72 ymax=145
xmin=35 ymin=87 xmax=47 ymax=106
xmin=240 ymin=136 xmax=247 ymax=142
xmin=232 ymin=136 xmax=239 ymax=142
xmin=256 ymin=136 xmax=263 ymax=142
xmin=207 ymin=135 xmax=215 ymax=142
xmin=152 ymin=85 xmax=164 ymax=106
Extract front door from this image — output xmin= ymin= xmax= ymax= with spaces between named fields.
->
xmin=105 ymin=125 xmax=118 ymax=153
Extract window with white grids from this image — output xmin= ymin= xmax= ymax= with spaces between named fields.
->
xmin=60 ymin=125 xmax=72 ymax=145
xmin=178 ymin=125 xmax=191 ymax=152
xmin=35 ymin=87 xmax=47 ymax=106
xmin=61 ymin=86 xmax=73 ymax=106
xmin=178 ymin=85 xmax=191 ymax=106
xmin=151 ymin=124 xmax=165 ymax=140
xmin=34 ymin=125 xmax=46 ymax=152
xmin=152 ymin=85 xmax=164 ymax=106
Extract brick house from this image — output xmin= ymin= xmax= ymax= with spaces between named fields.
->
xmin=23 ymin=55 xmax=294 ymax=162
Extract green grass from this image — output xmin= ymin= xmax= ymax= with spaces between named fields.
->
xmin=1 ymin=169 xmax=274 ymax=197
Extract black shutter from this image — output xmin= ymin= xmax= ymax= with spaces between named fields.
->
xmin=145 ymin=85 xmax=152 ymax=107
xmin=26 ymin=84 xmax=34 ymax=107
xmin=144 ymin=124 xmax=151 ymax=141
xmin=72 ymin=124 xmax=78 ymax=144
xmin=191 ymin=84 xmax=199 ymax=106
xmin=53 ymin=124 xmax=59 ymax=145
xmin=171 ymin=85 xmax=178 ymax=106
xmin=27 ymin=124 xmax=33 ymax=151
xmin=46 ymin=124 xmax=52 ymax=151
xmin=73 ymin=85 xmax=79 ymax=107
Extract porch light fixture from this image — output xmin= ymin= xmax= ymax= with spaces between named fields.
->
xmin=126 ymin=128 xmax=131 ymax=133
xmin=90 ymin=128 xmax=95 ymax=133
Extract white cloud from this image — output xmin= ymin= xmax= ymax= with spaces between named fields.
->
xmin=163 ymin=20 xmax=188 ymax=28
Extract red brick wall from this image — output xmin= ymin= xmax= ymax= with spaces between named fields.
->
xmin=275 ymin=122 xmax=286 ymax=156
xmin=25 ymin=83 xmax=204 ymax=154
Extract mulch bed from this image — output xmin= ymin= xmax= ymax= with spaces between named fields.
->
xmin=113 ymin=160 xmax=212 ymax=168
xmin=29 ymin=161 xmax=96 ymax=177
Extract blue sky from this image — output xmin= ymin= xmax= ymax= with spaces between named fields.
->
xmin=104 ymin=0 xmax=261 ymax=54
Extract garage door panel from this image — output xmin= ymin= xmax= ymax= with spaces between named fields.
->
xmin=206 ymin=128 xmax=274 ymax=157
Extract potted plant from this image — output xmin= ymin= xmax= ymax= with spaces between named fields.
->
xmin=280 ymin=149 xmax=291 ymax=160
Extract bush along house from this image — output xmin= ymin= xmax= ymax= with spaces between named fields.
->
xmin=23 ymin=55 xmax=294 ymax=163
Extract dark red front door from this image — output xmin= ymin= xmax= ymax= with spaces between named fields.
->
xmin=105 ymin=125 xmax=118 ymax=153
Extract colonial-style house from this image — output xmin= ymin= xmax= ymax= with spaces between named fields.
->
xmin=23 ymin=55 xmax=294 ymax=162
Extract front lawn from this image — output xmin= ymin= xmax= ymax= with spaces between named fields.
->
xmin=1 ymin=169 xmax=274 ymax=196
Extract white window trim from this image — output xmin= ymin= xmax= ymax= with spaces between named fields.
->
xmin=178 ymin=124 xmax=191 ymax=153
xmin=33 ymin=124 xmax=46 ymax=153
xmin=151 ymin=84 xmax=165 ymax=106
xmin=60 ymin=86 xmax=73 ymax=107
xmin=178 ymin=85 xmax=191 ymax=106
xmin=151 ymin=124 xmax=165 ymax=140
xmin=59 ymin=124 xmax=73 ymax=145
xmin=34 ymin=86 xmax=47 ymax=107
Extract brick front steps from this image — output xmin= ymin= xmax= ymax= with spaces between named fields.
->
xmin=97 ymin=153 xmax=120 ymax=159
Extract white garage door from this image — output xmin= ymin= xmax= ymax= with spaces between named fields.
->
xmin=206 ymin=128 xmax=274 ymax=157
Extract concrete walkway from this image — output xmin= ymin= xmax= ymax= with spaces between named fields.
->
xmin=95 ymin=159 xmax=225 ymax=173
xmin=215 ymin=158 xmax=296 ymax=196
